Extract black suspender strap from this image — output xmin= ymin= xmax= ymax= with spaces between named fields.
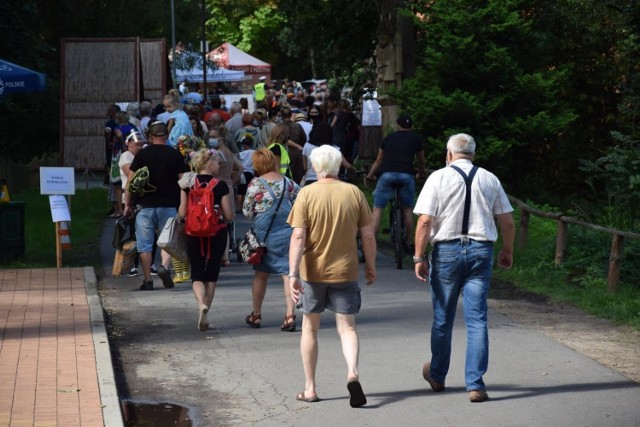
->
xmin=449 ymin=165 xmax=479 ymax=235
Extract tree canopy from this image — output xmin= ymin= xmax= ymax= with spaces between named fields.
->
xmin=400 ymin=0 xmax=637 ymax=212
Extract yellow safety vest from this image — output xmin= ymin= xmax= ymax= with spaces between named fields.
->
xmin=268 ymin=143 xmax=291 ymax=177
xmin=254 ymin=82 xmax=266 ymax=101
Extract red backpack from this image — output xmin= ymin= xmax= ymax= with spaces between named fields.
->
xmin=185 ymin=177 xmax=225 ymax=237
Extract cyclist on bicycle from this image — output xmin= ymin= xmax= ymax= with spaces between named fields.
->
xmin=365 ymin=115 xmax=426 ymax=250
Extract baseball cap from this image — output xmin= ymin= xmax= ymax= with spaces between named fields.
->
xmin=396 ymin=115 xmax=412 ymax=129
xmin=259 ymin=76 xmax=266 ymax=81
xmin=148 ymin=121 xmax=168 ymax=136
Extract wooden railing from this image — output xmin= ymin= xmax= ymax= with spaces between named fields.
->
xmin=508 ymin=196 xmax=640 ymax=293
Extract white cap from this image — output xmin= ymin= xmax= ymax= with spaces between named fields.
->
xmin=259 ymin=76 xmax=266 ymax=81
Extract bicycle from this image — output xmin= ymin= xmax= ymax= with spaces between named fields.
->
xmin=370 ymin=175 xmax=424 ymax=270
xmin=387 ymin=181 xmax=407 ymax=269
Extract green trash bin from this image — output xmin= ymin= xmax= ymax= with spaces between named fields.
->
xmin=0 ymin=201 xmax=26 ymax=263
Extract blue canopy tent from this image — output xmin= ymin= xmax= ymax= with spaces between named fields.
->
xmin=0 ymin=59 xmax=46 ymax=95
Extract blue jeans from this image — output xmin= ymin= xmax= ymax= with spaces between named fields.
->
xmin=135 ymin=207 xmax=177 ymax=253
xmin=428 ymin=238 xmax=494 ymax=391
xmin=372 ymin=172 xmax=416 ymax=208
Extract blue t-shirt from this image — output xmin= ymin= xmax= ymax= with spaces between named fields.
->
xmin=168 ymin=109 xmax=193 ymax=147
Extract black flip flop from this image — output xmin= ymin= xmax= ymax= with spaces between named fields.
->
xmin=347 ymin=380 xmax=367 ymax=408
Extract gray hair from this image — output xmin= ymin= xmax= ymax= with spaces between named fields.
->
xmin=309 ymin=145 xmax=342 ymax=178
xmin=229 ymin=102 xmax=242 ymax=115
xmin=126 ymin=102 xmax=140 ymax=116
xmin=447 ymin=133 xmax=476 ymax=154
xmin=140 ymin=101 xmax=152 ymax=115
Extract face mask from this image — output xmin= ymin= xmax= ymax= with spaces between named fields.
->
xmin=252 ymin=120 xmax=260 ymax=127
xmin=208 ymin=138 xmax=220 ymax=148
xmin=275 ymin=117 xmax=283 ymax=124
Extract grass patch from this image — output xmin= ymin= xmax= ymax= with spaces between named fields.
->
xmin=493 ymin=212 xmax=640 ymax=329
xmin=1 ymin=188 xmax=110 ymax=269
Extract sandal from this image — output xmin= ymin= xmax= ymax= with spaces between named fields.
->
xmin=280 ymin=314 xmax=296 ymax=332
xmin=245 ymin=312 xmax=261 ymax=328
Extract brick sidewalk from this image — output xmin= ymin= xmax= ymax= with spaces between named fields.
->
xmin=0 ymin=268 xmax=105 ymax=426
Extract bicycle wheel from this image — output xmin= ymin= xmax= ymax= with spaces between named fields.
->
xmin=393 ymin=207 xmax=404 ymax=269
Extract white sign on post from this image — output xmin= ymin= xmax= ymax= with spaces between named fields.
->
xmin=40 ymin=167 xmax=75 ymax=195
xmin=362 ymin=99 xmax=382 ymax=126
xmin=49 ymin=195 xmax=71 ymax=223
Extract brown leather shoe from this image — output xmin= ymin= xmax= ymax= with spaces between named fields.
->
xmin=469 ymin=390 xmax=489 ymax=402
xmin=422 ymin=363 xmax=445 ymax=392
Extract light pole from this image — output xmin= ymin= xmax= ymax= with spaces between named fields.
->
xmin=201 ymin=0 xmax=207 ymax=102
xmin=171 ymin=0 xmax=177 ymax=89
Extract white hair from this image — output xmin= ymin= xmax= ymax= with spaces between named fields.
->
xmin=447 ymin=133 xmax=476 ymax=154
xmin=309 ymin=145 xmax=342 ymax=178
xmin=126 ymin=102 xmax=140 ymax=116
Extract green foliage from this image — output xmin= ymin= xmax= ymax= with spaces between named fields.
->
xmin=0 ymin=0 xmax=60 ymax=162
xmin=495 ymin=205 xmax=640 ymax=328
xmin=400 ymin=0 xmax=637 ymax=203
xmin=172 ymin=49 xmax=218 ymax=71
xmin=578 ymin=132 xmax=640 ymax=230
xmin=573 ymin=2 xmax=640 ymax=231
xmin=2 ymin=188 xmax=110 ymax=268
xmin=203 ymin=0 xmax=377 ymax=86
xmin=275 ymin=0 xmax=377 ymax=81
xmin=206 ymin=0 xmax=285 ymax=66
xmin=402 ymin=0 xmax=579 ymax=193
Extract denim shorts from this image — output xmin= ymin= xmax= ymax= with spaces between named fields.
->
xmin=135 ymin=207 xmax=177 ymax=253
xmin=372 ymin=172 xmax=416 ymax=208
xmin=299 ymin=280 xmax=361 ymax=315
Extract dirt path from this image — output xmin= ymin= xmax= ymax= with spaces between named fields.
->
xmin=489 ymin=280 xmax=640 ymax=383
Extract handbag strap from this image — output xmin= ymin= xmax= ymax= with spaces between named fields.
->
xmin=263 ymin=177 xmax=287 ymax=241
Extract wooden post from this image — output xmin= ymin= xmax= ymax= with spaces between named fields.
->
xmin=607 ymin=234 xmax=624 ymax=293
xmin=55 ymin=221 xmax=72 ymax=269
xmin=518 ymin=209 xmax=530 ymax=250
xmin=555 ymin=220 xmax=567 ymax=266
xmin=55 ymin=222 xmax=62 ymax=268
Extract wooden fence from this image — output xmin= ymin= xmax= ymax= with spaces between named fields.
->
xmin=508 ymin=196 xmax=640 ymax=293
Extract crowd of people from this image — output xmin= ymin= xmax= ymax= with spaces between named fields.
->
xmin=103 ymin=82 xmax=514 ymax=408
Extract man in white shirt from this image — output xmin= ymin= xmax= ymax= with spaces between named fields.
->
xmin=413 ymin=133 xmax=515 ymax=403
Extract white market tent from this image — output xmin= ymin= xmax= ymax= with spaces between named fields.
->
xmin=207 ymin=42 xmax=271 ymax=84
xmin=175 ymin=67 xmax=249 ymax=83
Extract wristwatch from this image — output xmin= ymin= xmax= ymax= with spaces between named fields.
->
xmin=412 ymin=255 xmax=426 ymax=263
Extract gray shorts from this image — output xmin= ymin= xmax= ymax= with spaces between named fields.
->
xmin=299 ymin=280 xmax=361 ymax=315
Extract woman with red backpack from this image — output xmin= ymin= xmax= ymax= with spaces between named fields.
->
xmin=178 ymin=148 xmax=235 ymax=331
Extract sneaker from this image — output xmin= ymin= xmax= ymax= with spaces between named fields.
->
xmin=469 ymin=390 xmax=489 ymax=403
xmin=422 ymin=363 xmax=445 ymax=392
xmin=156 ymin=266 xmax=174 ymax=289
xmin=150 ymin=264 xmax=158 ymax=276
xmin=139 ymin=280 xmax=154 ymax=291
xmin=173 ymin=272 xmax=191 ymax=284
xmin=128 ymin=267 xmax=139 ymax=277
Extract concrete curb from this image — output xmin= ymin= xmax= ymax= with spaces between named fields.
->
xmin=84 ymin=266 xmax=124 ymax=427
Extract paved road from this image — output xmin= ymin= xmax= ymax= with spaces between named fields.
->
xmin=98 ymin=216 xmax=639 ymax=427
